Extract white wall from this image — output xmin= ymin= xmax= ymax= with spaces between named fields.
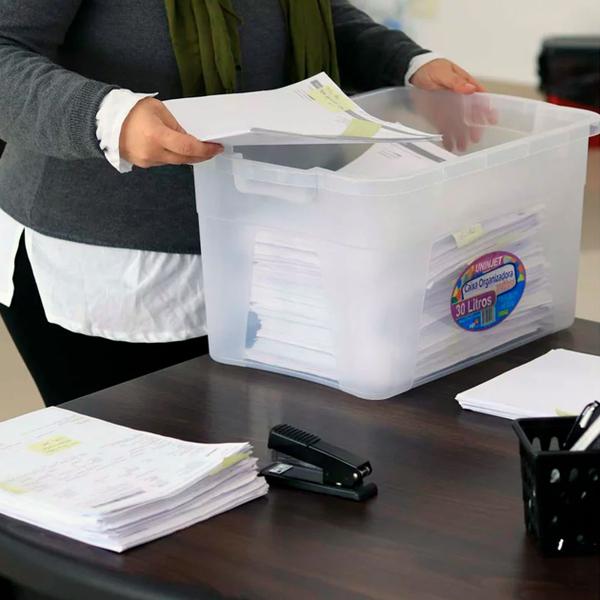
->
xmin=360 ymin=0 xmax=600 ymax=86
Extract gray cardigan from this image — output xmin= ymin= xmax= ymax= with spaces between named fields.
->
xmin=0 ymin=0 xmax=428 ymax=254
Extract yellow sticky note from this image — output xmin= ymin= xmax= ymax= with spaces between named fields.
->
xmin=555 ymin=408 xmax=575 ymax=417
xmin=209 ymin=452 xmax=250 ymax=476
xmin=343 ymin=118 xmax=381 ymax=138
xmin=452 ymin=224 xmax=485 ymax=248
xmin=0 ymin=482 xmax=26 ymax=495
xmin=309 ymin=85 xmax=355 ymax=112
xmin=28 ymin=435 xmax=80 ymax=455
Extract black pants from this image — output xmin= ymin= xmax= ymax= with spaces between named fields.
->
xmin=0 ymin=239 xmax=208 ymax=407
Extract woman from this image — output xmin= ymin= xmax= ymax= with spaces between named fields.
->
xmin=0 ymin=0 xmax=483 ymax=407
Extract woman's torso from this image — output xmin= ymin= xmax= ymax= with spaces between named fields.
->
xmin=0 ymin=0 xmax=290 ymax=254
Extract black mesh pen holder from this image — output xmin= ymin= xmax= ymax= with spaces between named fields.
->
xmin=513 ymin=417 xmax=600 ymax=556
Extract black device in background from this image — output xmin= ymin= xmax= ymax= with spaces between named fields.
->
xmin=260 ymin=424 xmax=377 ymax=501
xmin=539 ymin=36 xmax=600 ymax=149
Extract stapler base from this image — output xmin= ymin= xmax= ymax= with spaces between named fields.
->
xmin=260 ymin=462 xmax=378 ymax=501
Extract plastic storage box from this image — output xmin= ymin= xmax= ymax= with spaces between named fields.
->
xmin=193 ymin=88 xmax=600 ymax=400
xmin=513 ymin=417 xmax=600 ymax=556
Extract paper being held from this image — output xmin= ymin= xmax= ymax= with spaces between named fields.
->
xmin=166 ymin=72 xmax=439 ymax=146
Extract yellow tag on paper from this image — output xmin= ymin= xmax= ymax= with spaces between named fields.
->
xmin=343 ymin=118 xmax=381 ymax=138
xmin=28 ymin=435 xmax=80 ymax=455
xmin=308 ymin=85 xmax=355 ymax=112
xmin=0 ymin=482 xmax=26 ymax=495
xmin=555 ymin=408 xmax=575 ymax=417
xmin=209 ymin=452 xmax=250 ymax=476
xmin=452 ymin=224 xmax=485 ymax=248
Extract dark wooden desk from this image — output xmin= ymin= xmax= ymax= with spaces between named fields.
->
xmin=1 ymin=320 xmax=599 ymax=600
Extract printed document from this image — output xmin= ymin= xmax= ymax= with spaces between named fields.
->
xmin=0 ymin=407 xmax=268 ymax=551
xmin=166 ymin=72 xmax=439 ymax=146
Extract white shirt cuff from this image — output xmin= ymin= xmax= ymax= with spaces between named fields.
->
xmin=96 ymin=89 xmax=157 ymax=173
xmin=405 ymin=52 xmax=444 ymax=86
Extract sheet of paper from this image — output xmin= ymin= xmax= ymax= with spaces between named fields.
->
xmin=338 ymin=140 xmax=455 ymax=177
xmin=0 ymin=407 xmax=249 ymax=513
xmin=455 ymin=349 xmax=600 ymax=419
xmin=166 ymin=72 xmax=440 ymax=146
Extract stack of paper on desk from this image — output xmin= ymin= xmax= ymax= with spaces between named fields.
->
xmin=166 ymin=72 xmax=438 ymax=146
xmin=456 ymin=349 xmax=600 ymax=419
xmin=0 ymin=407 xmax=268 ymax=552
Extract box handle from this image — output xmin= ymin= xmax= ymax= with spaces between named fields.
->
xmin=232 ymin=160 xmax=318 ymax=204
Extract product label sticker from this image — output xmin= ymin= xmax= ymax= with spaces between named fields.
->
xmin=451 ymin=251 xmax=526 ymax=331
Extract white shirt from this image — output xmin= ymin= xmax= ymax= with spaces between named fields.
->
xmin=0 ymin=53 xmax=439 ymax=343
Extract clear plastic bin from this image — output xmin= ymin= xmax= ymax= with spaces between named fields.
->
xmin=193 ymin=88 xmax=600 ymax=400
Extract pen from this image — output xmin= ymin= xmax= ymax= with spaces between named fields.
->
xmin=563 ymin=401 xmax=600 ymax=450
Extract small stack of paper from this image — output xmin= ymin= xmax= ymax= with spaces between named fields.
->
xmin=0 ymin=407 xmax=268 ymax=552
xmin=167 ymin=72 xmax=438 ymax=147
xmin=245 ymin=231 xmax=337 ymax=381
xmin=456 ymin=349 xmax=600 ymax=419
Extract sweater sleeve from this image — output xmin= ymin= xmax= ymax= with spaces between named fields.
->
xmin=0 ymin=0 xmax=119 ymax=160
xmin=331 ymin=0 xmax=430 ymax=92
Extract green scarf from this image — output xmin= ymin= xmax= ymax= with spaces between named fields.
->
xmin=164 ymin=0 xmax=340 ymax=96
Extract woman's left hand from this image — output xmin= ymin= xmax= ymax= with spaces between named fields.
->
xmin=410 ymin=58 xmax=485 ymax=94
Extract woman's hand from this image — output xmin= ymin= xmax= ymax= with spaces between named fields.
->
xmin=409 ymin=58 xmax=497 ymax=151
xmin=120 ymin=97 xmax=223 ymax=168
xmin=410 ymin=58 xmax=485 ymax=94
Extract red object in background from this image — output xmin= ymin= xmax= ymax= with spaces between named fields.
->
xmin=539 ymin=36 xmax=600 ymax=148
xmin=547 ymin=95 xmax=600 ymax=148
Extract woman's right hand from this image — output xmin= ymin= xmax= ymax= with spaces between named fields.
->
xmin=119 ymin=97 xmax=223 ymax=168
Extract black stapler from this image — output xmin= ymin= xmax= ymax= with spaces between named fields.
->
xmin=259 ymin=424 xmax=378 ymax=501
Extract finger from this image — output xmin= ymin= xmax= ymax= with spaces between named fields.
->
xmin=442 ymin=132 xmax=455 ymax=152
xmin=469 ymin=125 xmax=483 ymax=144
xmin=158 ymin=104 xmax=188 ymax=134
xmin=455 ymin=79 xmax=478 ymax=94
xmin=486 ymin=106 xmax=499 ymax=125
xmin=157 ymin=125 xmax=223 ymax=158
xmin=471 ymin=79 xmax=486 ymax=93
xmin=470 ymin=100 xmax=488 ymax=128
xmin=156 ymin=148 xmax=221 ymax=165
xmin=434 ymin=70 xmax=477 ymax=94
xmin=471 ymin=95 xmax=499 ymax=127
xmin=453 ymin=65 xmax=486 ymax=92
xmin=455 ymin=131 xmax=467 ymax=152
